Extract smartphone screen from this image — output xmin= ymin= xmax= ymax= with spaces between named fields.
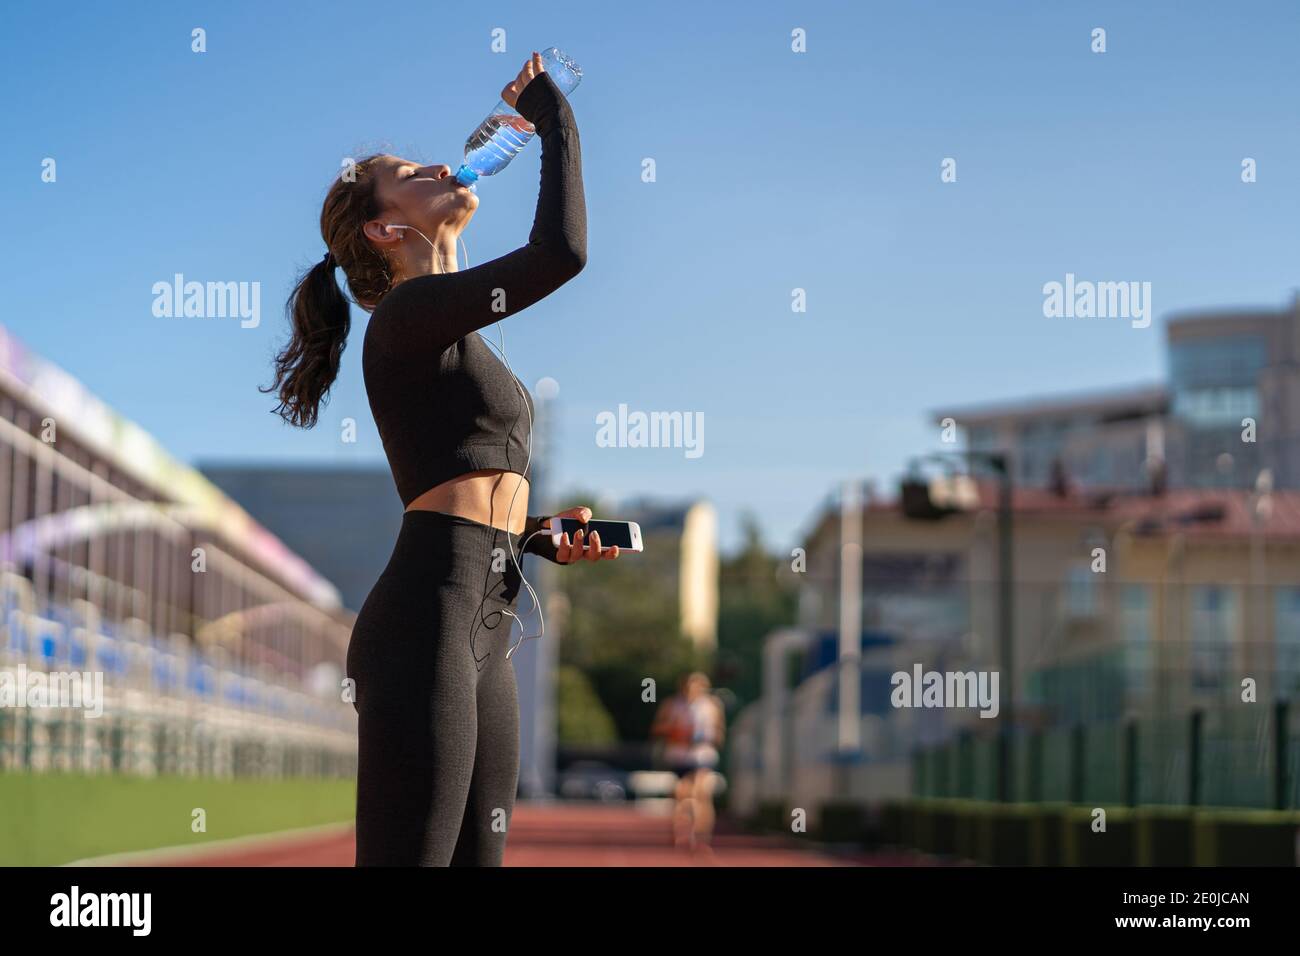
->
xmin=554 ymin=518 xmax=636 ymax=549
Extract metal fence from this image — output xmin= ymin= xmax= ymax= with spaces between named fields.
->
xmin=726 ymin=634 xmax=1300 ymax=821
xmin=1 ymin=572 xmax=356 ymax=779
xmin=916 ymin=703 xmax=1299 ymax=809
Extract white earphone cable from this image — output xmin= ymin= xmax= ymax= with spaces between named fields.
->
xmin=385 ymin=223 xmax=546 ymax=661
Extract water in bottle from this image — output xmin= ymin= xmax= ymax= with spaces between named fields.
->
xmin=453 ymin=47 xmax=582 ymax=188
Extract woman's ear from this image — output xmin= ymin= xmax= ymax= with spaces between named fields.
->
xmin=362 ymin=219 xmax=404 ymax=247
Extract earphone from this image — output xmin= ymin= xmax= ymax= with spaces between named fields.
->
xmin=382 ymin=222 xmax=547 ymax=663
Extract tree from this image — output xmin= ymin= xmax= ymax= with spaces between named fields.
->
xmin=555 ymin=489 xmax=705 ymax=742
xmin=715 ymin=511 xmax=797 ymax=710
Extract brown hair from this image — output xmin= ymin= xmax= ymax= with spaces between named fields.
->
xmin=262 ymin=154 xmax=395 ymax=428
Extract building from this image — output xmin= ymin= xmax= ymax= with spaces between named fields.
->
xmin=937 ymin=296 xmax=1300 ymax=492
xmin=810 ymin=482 xmax=1300 ymax=714
xmin=620 ymin=498 xmax=719 ymax=651
xmin=729 ymin=477 xmax=1300 ymax=820
xmin=197 ymin=464 xmax=401 ymax=614
xmin=729 ymin=297 xmax=1300 ymax=820
xmin=1165 ymin=304 xmax=1300 ymax=490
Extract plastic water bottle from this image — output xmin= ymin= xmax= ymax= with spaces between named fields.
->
xmin=453 ymin=47 xmax=582 ymax=188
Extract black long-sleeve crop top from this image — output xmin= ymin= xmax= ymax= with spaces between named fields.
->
xmin=361 ymin=71 xmax=586 ymax=557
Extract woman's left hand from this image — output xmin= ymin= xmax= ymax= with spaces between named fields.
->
xmin=549 ymin=506 xmax=621 ymax=563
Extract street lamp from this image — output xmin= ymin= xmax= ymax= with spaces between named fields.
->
xmin=902 ymin=451 xmax=1015 ymax=803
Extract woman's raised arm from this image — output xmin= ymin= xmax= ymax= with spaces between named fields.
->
xmin=370 ymin=69 xmax=586 ymax=356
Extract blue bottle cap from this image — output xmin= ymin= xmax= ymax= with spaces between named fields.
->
xmin=454 ymin=164 xmax=479 ymax=186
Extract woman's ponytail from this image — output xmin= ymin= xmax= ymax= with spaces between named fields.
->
xmin=263 ymin=154 xmax=392 ymax=428
xmin=263 ymin=254 xmax=351 ymax=428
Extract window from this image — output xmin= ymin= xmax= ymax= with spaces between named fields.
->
xmin=1120 ymin=585 xmax=1152 ymax=695
xmin=1169 ymin=336 xmax=1267 ymax=391
xmin=1189 ymin=585 xmax=1237 ymax=693
xmin=1018 ymin=419 xmax=1072 ymax=485
xmin=968 ymin=425 xmax=998 ymax=450
xmin=1064 ymin=564 xmax=1099 ymax=618
xmin=1172 ymin=386 xmax=1259 ymax=426
xmin=1170 ymin=337 xmax=1267 ymax=442
xmin=1274 ymin=588 xmax=1300 ymax=697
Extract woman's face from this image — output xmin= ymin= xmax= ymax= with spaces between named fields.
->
xmin=372 ymin=155 xmax=479 ymax=237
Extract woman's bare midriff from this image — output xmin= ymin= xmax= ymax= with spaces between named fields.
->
xmin=404 ymin=469 xmax=531 ymax=535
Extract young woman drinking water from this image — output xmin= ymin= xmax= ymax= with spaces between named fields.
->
xmin=264 ymin=53 xmax=619 ymax=866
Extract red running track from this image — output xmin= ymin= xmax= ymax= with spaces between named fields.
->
xmin=129 ymin=803 xmax=930 ymax=867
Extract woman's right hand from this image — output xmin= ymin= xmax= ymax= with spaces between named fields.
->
xmin=501 ymin=52 xmax=546 ymax=110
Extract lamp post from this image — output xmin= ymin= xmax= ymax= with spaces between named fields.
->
xmin=838 ymin=480 xmax=863 ymax=777
xmin=991 ymin=453 xmax=1014 ymax=804
xmin=903 ymin=450 xmax=1014 ymax=802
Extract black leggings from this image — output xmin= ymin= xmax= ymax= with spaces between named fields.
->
xmin=347 ymin=510 xmax=524 ymax=866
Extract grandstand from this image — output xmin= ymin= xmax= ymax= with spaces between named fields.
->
xmin=0 ymin=323 xmax=356 ymax=779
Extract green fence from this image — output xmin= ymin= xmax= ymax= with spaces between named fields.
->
xmin=865 ymin=798 xmax=1300 ymax=866
xmin=915 ymin=701 xmax=1298 ymax=810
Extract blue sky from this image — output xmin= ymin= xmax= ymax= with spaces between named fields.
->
xmin=3 ymin=0 xmax=1298 ymax=554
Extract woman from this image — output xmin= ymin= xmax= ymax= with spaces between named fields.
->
xmin=670 ymin=672 xmax=725 ymax=851
xmin=264 ymin=53 xmax=617 ymax=866
xmin=650 ymin=675 xmax=697 ymax=780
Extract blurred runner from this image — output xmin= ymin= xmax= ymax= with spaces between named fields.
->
xmin=669 ymin=672 xmax=725 ymax=852
xmin=651 ymin=675 xmax=696 ymax=779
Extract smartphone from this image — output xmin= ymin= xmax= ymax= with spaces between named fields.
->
xmin=550 ymin=518 xmax=643 ymax=552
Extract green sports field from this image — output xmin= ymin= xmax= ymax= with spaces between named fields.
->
xmin=0 ymin=773 xmax=356 ymax=866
